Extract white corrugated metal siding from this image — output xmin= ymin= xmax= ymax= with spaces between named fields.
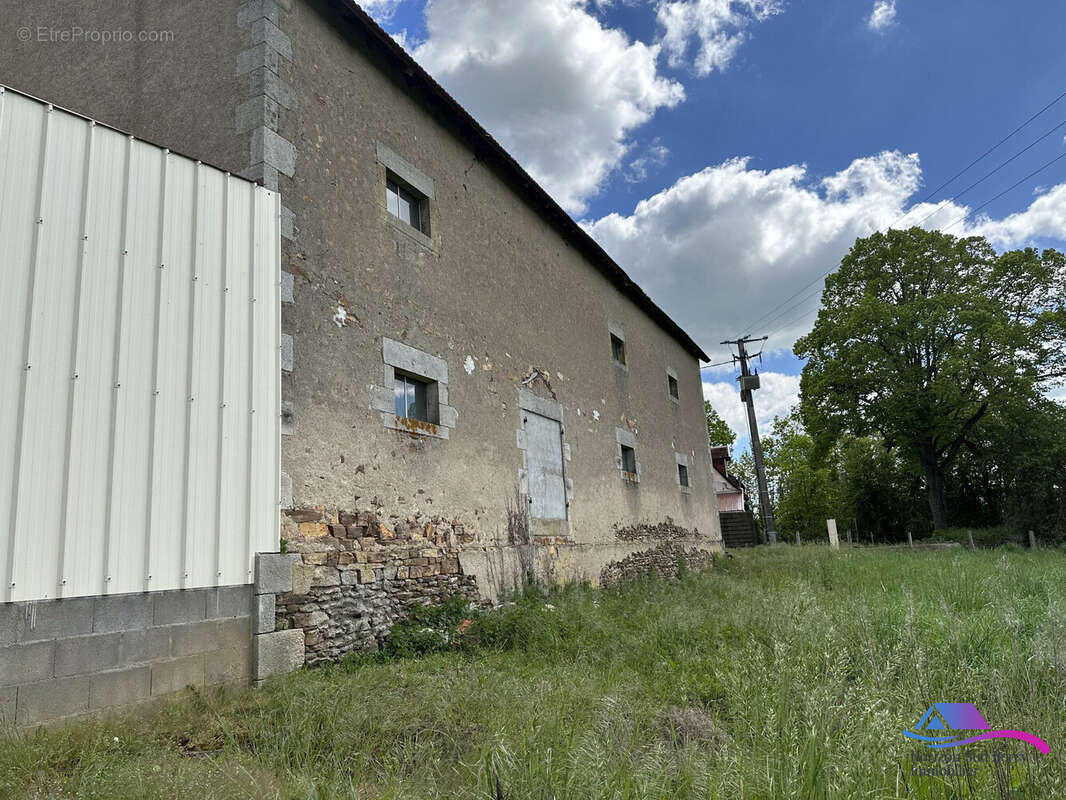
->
xmin=0 ymin=87 xmax=281 ymax=602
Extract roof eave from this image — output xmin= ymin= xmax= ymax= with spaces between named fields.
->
xmin=322 ymin=0 xmax=710 ymax=363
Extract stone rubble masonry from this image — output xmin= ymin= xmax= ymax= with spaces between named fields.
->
xmin=0 ymin=586 xmax=254 ymax=730
xmin=276 ymin=507 xmax=480 ymax=665
xmin=599 ymin=540 xmax=716 ymax=588
xmin=276 ymin=504 xmax=719 ymax=666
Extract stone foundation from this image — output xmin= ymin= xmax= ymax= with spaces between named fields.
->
xmin=277 ymin=508 xmax=480 ymax=664
xmin=279 ymin=506 xmax=721 ymax=665
xmin=599 ymin=540 xmax=716 ymax=587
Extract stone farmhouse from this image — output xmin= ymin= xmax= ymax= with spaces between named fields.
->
xmin=0 ymin=0 xmax=721 ymax=724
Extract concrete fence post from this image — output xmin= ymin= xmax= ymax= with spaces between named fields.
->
xmin=907 ymin=530 xmax=913 ymax=549
xmin=967 ymin=530 xmax=975 ymax=549
xmin=1029 ymin=531 xmax=1037 ymax=550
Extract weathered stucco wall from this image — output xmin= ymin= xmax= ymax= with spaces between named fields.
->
xmin=0 ymin=0 xmax=250 ymax=177
xmin=276 ymin=1 xmax=721 ymax=561
xmin=0 ymin=0 xmax=722 ymax=669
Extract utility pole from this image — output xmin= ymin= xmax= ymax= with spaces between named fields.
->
xmin=721 ymin=336 xmax=778 ymax=545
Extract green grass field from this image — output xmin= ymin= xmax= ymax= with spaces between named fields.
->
xmin=2 ymin=546 xmax=1064 ymax=799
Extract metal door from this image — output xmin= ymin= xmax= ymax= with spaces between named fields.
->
xmin=525 ymin=412 xmax=566 ymax=520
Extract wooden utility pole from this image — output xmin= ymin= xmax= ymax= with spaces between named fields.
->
xmin=722 ymin=336 xmax=777 ymax=545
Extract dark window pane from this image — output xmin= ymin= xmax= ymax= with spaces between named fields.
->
xmin=668 ymin=375 xmax=679 ymax=399
xmin=678 ymin=464 xmax=689 ymax=487
xmin=395 ymin=373 xmax=430 ymax=422
xmin=620 ymin=445 xmax=636 ymax=474
xmin=611 ymin=334 xmax=626 ymax=365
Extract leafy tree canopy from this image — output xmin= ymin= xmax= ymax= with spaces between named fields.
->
xmin=705 ymin=401 xmax=736 ymax=447
xmin=795 ymin=227 xmax=1066 ymax=529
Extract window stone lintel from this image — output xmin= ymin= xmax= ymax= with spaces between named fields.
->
xmin=383 ymin=338 xmax=448 ymax=384
xmin=376 ymin=142 xmax=435 ymax=199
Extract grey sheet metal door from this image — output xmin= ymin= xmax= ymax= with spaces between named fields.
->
xmin=524 ymin=411 xmax=567 ymax=520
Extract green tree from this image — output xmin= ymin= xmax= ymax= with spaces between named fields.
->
xmin=795 ymin=228 xmax=1066 ymax=529
xmin=705 ymin=401 xmax=736 ymax=447
xmin=763 ymin=415 xmax=835 ymax=542
xmin=830 ymin=435 xmax=915 ymax=540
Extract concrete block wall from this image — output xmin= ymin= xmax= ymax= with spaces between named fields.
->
xmin=0 ymin=586 xmax=254 ymax=729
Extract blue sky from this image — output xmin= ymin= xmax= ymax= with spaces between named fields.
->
xmin=364 ymin=0 xmax=1066 ymax=446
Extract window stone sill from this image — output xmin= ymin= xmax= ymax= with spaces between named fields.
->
xmin=381 ymin=412 xmax=450 ymax=440
xmin=385 ymin=214 xmax=434 ymax=251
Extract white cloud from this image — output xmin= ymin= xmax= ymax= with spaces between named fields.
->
xmin=967 ymin=183 xmax=1066 ymax=246
xmin=414 ymin=0 xmax=684 ymax=213
xmin=586 ymin=150 xmax=922 ymax=354
xmin=625 ymin=141 xmax=670 ymax=183
xmin=657 ymin=0 xmax=784 ymax=75
xmin=703 ymin=372 xmax=800 ymax=447
xmin=361 ymin=0 xmax=405 ymax=23
xmin=867 ymin=0 xmax=897 ymax=32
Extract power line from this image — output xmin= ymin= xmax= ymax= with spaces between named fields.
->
xmin=939 ymin=150 xmax=1066 ymax=233
xmin=908 ymin=117 xmax=1066 ymax=231
xmin=886 ymin=90 xmax=1066 ymax=230
xmin=751 ymin=282 xmax=825 ymax=339
xmin=737 ymin=87 xmax=1066 ymax=341
xmin=762 ymin=151 xmax=1066 ymax=341
xmin=765 ymin=294 xmax=824 ymax=342
xmin=740 ymin=88 xmax=1066 ymax=337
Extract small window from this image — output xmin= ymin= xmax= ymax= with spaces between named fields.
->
xmin=620 ymin=444 xmax=636 ymax=474
xmin=611 ymin=334 xmax=626 ymax=365
xmin=668 ymin=374 xmax=679 ymax=400
xmin=677 ymin=463 xmax=689 ymax=487
xmin=386 ymin=174 xmax=428 ymax=234
xmin=394 ymin=372 xmax=430 ymax=422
